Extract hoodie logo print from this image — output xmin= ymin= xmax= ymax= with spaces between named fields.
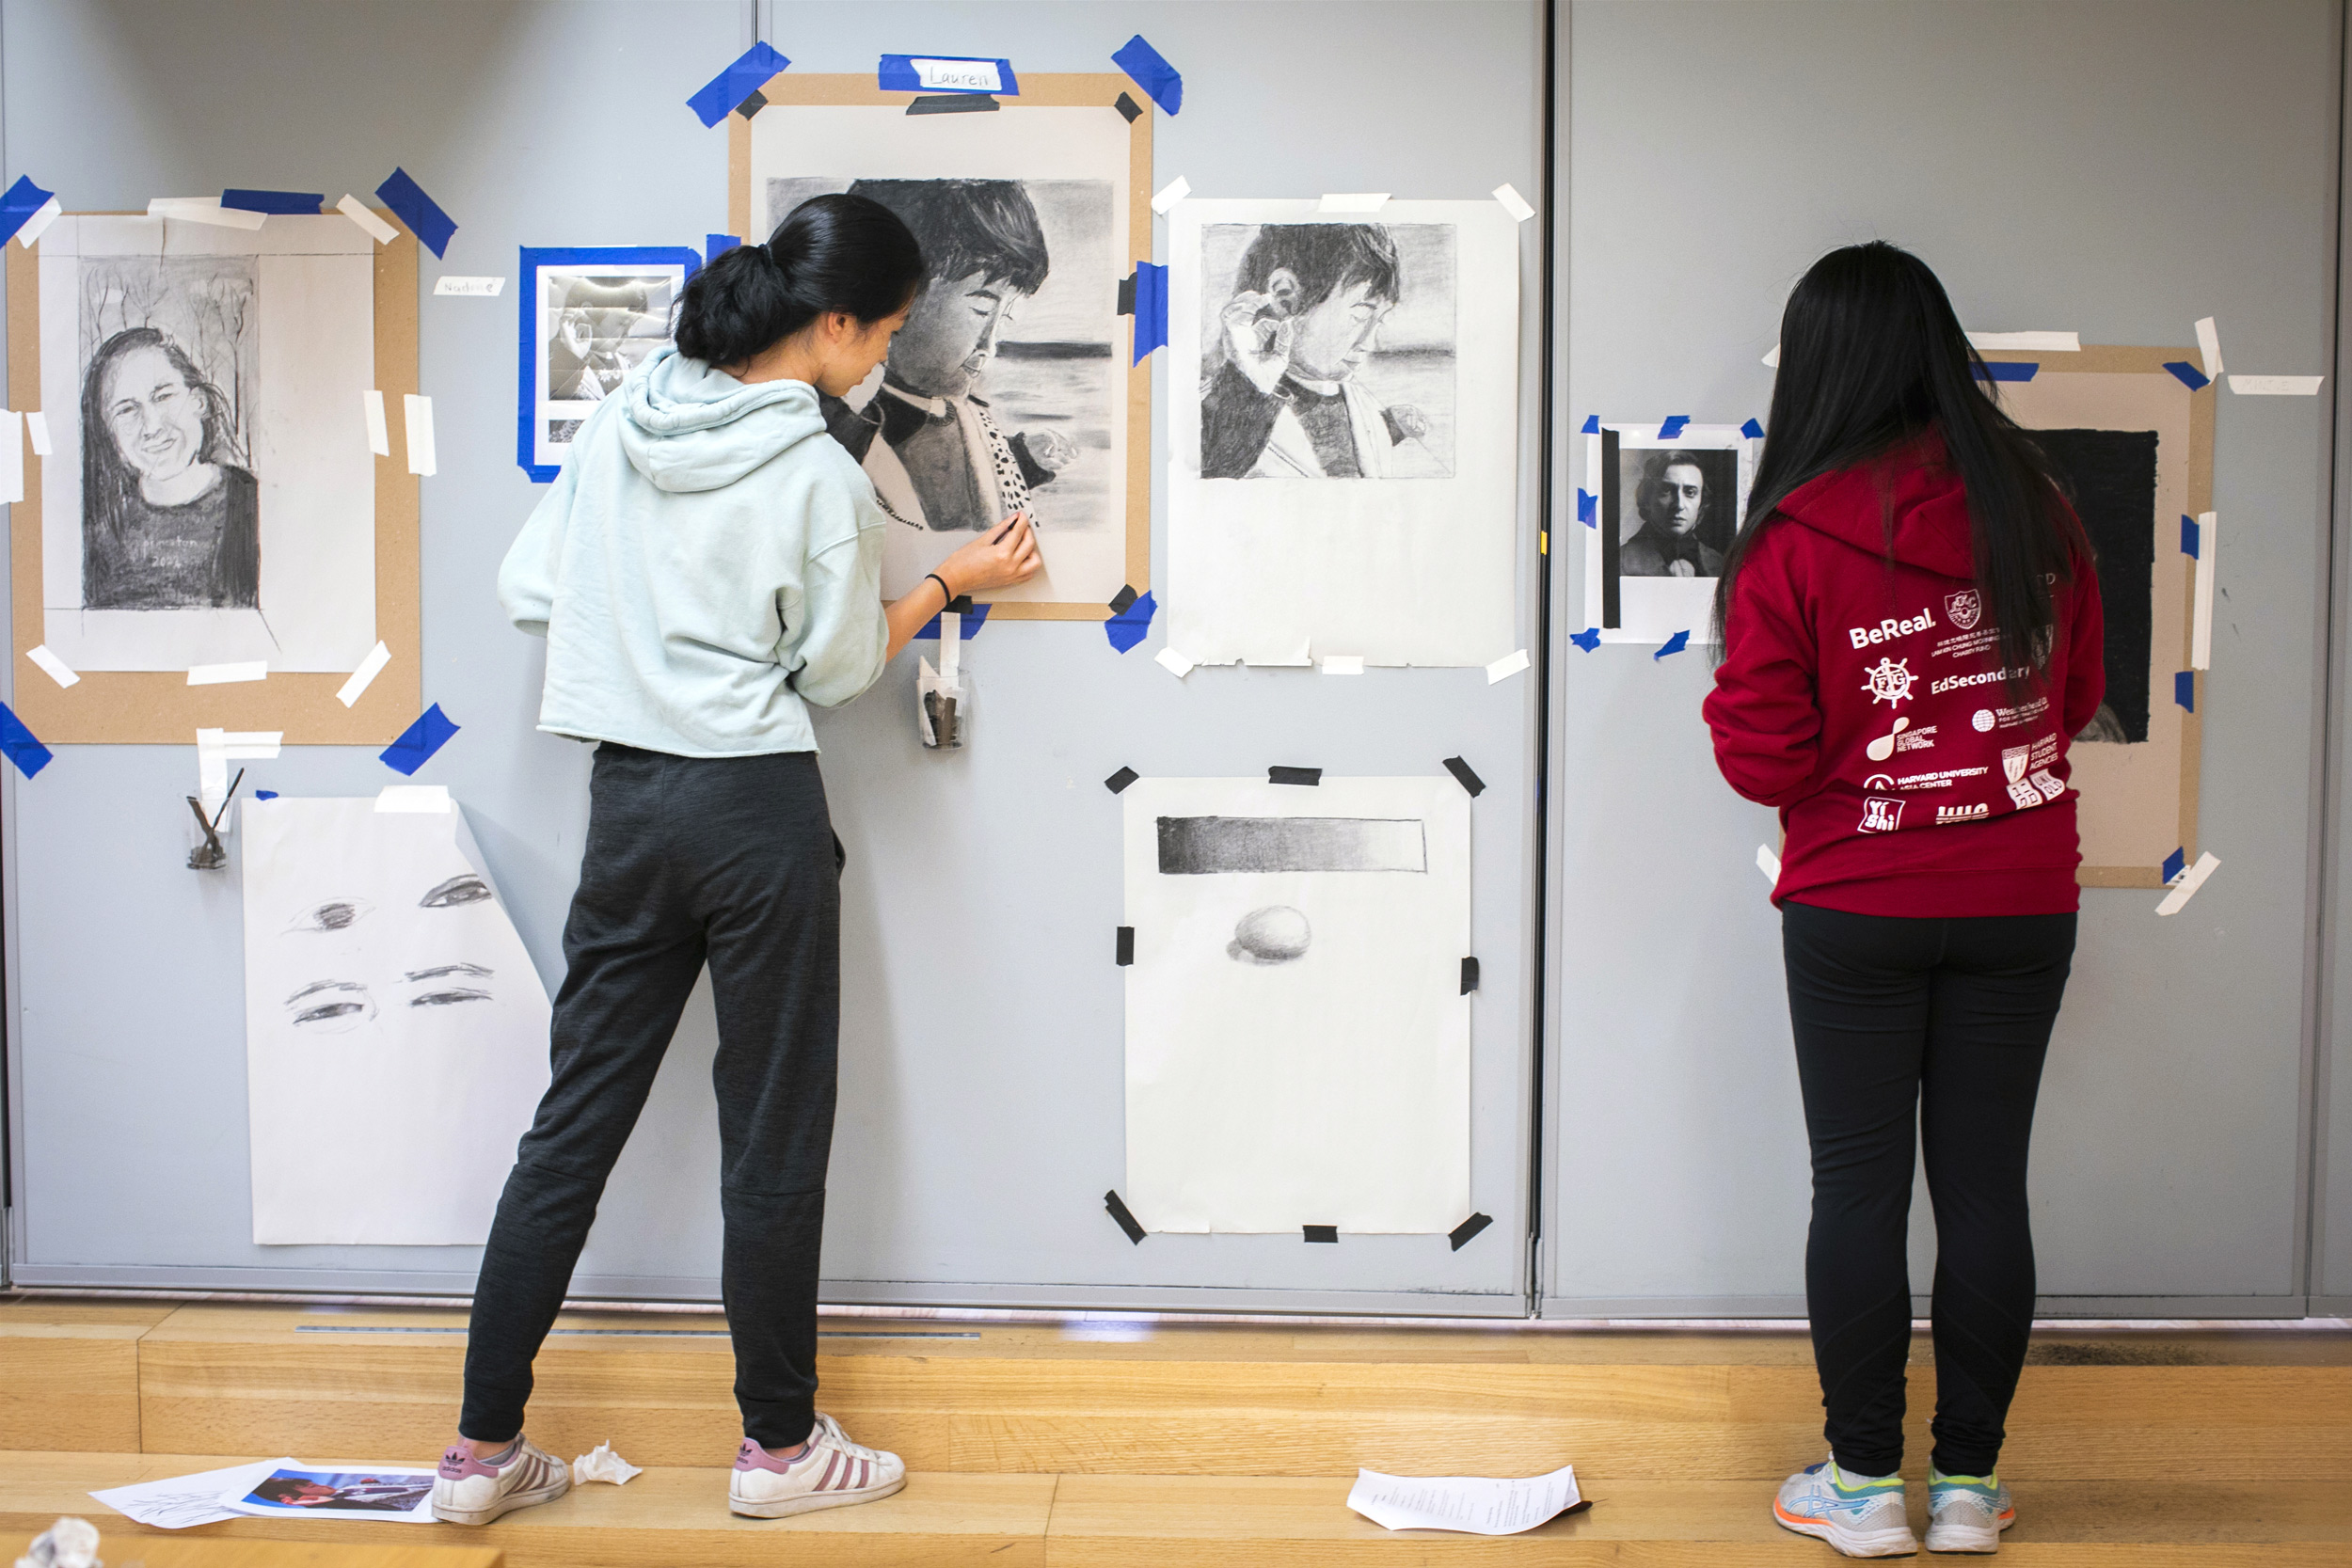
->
xmin=1861 ymin=657 xmax=1917 ymax=707
xmin=1946 ymin=590 xmax=1982 ymax=630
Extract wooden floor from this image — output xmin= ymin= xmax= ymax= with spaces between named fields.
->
xmin=5 ymin=1297 xmax=2348 ymax=1564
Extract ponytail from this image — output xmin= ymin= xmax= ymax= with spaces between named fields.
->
xmin=673 ymin=192 xmax=925 ymax=368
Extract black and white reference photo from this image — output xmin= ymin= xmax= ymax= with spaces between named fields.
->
xmin=768 ymin=175 xmax=1116 ymax=537
xmin=1613 ymin=445 xmax=1737 ymax=578
xmin=541 ymin=270 xmax=678 ymax=445
xmin=1197 ymin=222 xmax=1456 ymax=480
xmin=78 ymin=257 xmax=260 ymax=610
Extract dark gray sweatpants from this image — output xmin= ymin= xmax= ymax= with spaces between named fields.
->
xmin=461 ymin=744 xmax=841 ymax=1449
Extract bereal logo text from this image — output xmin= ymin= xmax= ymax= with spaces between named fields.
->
xmin=1849 ymin=605 xmax=1938 ymax=649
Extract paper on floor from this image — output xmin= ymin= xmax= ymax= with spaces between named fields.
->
xmin=15 ymin=1515 xmax=100 ymax=1567
xmin=572 ymin=1441 xmax=644 ymax=1486
xmin=89 ymin=1458 xmax=292 ymax=1529
xmin=1346 ymin=1464 xmax=1581 ymax=1535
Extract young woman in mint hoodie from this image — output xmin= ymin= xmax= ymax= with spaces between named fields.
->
xmin=1704 ymin=243 xmax=2105 ymax=1558
xmin=435 ymin=194 xmax=1041 ymax=1528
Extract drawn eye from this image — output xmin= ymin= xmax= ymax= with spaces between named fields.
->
xmin=287 ymin=898 xmax=373 ymax=933
xmin=284 ymin=980 xmax=374 ymax=1032
xmin=419 ymin=876 xmax=491 ymax=909
xmin=409 ymin=988 xmax=491 ymax=1007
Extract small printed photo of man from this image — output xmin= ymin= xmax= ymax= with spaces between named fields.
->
xmin=1614 ymin=446 xmax=1737 ymax=578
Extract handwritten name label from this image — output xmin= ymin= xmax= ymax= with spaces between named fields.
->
xmin=433 ymin=276 xmax=505 ymax=296
xmin=914 ymin=57 xmax=1002 ymax=92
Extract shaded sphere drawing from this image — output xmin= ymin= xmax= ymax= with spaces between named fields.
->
xmin=1229 ymin=905 xmax=1311 ymax=964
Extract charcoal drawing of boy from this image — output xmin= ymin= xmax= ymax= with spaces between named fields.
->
xmin=1200 ymin=223 xmax=1436 ymax=480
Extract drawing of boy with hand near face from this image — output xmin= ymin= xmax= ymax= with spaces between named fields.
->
xmin=818 ymin=179 xmax=1076 ymax=534
xmin=1200 ymin=223 xmax=1428 ymax=479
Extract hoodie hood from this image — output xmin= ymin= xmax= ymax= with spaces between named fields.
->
xmin=615 ymin=346 xmax=831 ymax=494
xmin=1773 ymin=432 xmax=1975 ymax=580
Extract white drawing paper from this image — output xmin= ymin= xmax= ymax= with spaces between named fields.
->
xmin=91 ymin=1459 xmax=294 ymax=1529
xmin=1168 ymin=198 xmax=1519 ymax=666
xmin=1346 ymin=1465 xmax=1581 ymax=1535
xmin=747 ymin=104 xmax=1132 ymax=607
xmin=241 ymin=797 xmax=550 ymax=1245
xmin=1121 ymin=776 xmax=1470 ymax=1233
xmin=38 ymin=214 xmax=377 ymax=672
xmin=1581 ymin=422 xmax=1755 ymax=645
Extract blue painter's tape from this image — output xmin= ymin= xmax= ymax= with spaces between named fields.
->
xmin=380 ymin=703 xmax=460 ymax=775
xmin=1658 ymin=415 xmax=1691 ymax=440
xmin=2174 ymin=670 xmax=2195 ymax=713
xmin=375 ymin=166 xmax=455 ymax=258
xmin=255 ymin=789 xmax=279 ymax=800
xmin=222 ymin=188 xmax=323 ymax=214
xmin=1576 ymin=488 xmax=1597 ymax=525
xmin=1568 ymin=627 xmax=1601 ymax=653
xmin=1740 ymin=418 xmax=1766 ymax=439
xmin=2181 ymin=515 xmax=2200 ymax=558
xmin=2162 ymin=847 xmax=2186 ymax=884
xmin=2164 ymin=360 xmax=2211 ymax=390
xmin=1580 ymin=414 xmax=1599 ymax=434
xmin=0 ymin=702 xmax=51 ymax=779
xmin=1655 ymin=629 xmax=1691 ymax=659
xmin=1131 ymin=261 xmax=1168 ymax=363
xmin=706 ymin=232 xmax=740 ymax=263
xmin=1112 ymin=34 xmax=1182 ymax=115
xmin=1104 ymin=590 xmax=1157 ymax=653
xmin=689 ymin=40 xmax=789 ymax=127
xmin=1972 ymin=362 xmax=2038 ymax=382
xmin=0 ymin=174 xmax=54 ymax=245
xmin=879 ymin=55 xmax=1019 ymax=95
xmin=518 ymin=247 xmax=703 ymax=482
xmin=914 ymin=602 xmax=992 ymax=639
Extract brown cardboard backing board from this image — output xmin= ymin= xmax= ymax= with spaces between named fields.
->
xmin=6 ymin=213 xmax=421 ymax=744
xmin=728 ymin=72 xmax=1151 ymax=621
xmin=1980 ymin=346 xmax=2209 ymax=888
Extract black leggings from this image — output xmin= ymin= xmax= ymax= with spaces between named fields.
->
xmin=461 ymin=745 xmax=842 ymax=1449
xmin=1781 ymin=900 xmax=2074 ymax=1478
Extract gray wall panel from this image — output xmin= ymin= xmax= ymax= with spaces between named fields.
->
xmin=1547 ymin=0 xmax=2336 ymax=1315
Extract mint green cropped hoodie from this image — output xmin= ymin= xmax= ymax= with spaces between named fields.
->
xmin=499 ymin=347 xmax=890 ymax=756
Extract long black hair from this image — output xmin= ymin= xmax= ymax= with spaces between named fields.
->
xmin=1711 ymin=242 xmax=2083 ymax=682
xmin=674 ymin=192 xmax=925 ymax=368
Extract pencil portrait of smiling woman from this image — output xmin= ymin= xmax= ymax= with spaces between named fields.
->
xmin=79 ymin=315 xmax=260 ymax=612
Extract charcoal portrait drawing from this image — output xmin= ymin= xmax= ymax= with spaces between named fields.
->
xmin=77 ymin=257 xmax=260 ymax=610
xmin=768 ymin=176 xmax=1113 ymax=548
xmin=1198 ymin=222 xmax=1455 ymax=480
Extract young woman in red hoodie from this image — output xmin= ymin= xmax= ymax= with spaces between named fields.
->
xmin=1703 ymin=242 xmax=2104 ymax=1558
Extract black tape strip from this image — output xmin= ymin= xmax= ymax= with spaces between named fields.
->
xmin=1116 ymin=927 xmax=1135 ymax=965
xmin=947 ymin=594 xmax=975 ymax=614
xmin=1303 ymin=1224 xmax=1339 ymax=1243
xmin=1267 ymin=766 xmax=1322 ymax=786
xmin=1114 ymin=91 xmax=1143 ymax=122
xmin=1104 ymin=1190 xmax=1147 ymax=1245
xmin=907 ymin=93 xmax=1000 ymax=115
xmin=734 ymin=88 xmax=768 ymax=119
xmin=1448 ymin=1212 xmax=1494 ymax=1251
xmin=1460 ymin=957 xmax=1480 ymax=994
xmin=1109 ymin=583 xmax=1139 ymax=615
xmin=1442 ymin=756 xmax=1486 ymax=797
xmin=1104 ymin=766 xmax=1139 ymax=795
xmin=1600 ymin=426 xmax=1622 ymax=628
xmin=1117 ymin=272 xmax=1136 ymax=316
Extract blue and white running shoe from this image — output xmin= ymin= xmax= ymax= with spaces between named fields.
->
xmin=1773 ymin=1457 xmax=1918 ymax=1557
xmin=1924 ymin=1468 xmax=2014 ymax=1553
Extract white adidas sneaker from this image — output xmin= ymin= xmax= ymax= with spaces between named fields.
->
xmin=432 ymin=1433 xmax=572 ymax=1526
xmin=728 ymin=1413 xmax=907 ymax=1518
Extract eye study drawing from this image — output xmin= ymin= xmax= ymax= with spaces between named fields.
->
xmin=769 ymin=176 xmax=1111 ymax=539
xmin=1198 ymin=222 xmax=1455 ymax=480
xmin=78 ymin=258 xmax=260 ymax=610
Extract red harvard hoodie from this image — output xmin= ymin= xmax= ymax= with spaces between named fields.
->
xmin=1703 ymin=437 xmax=2105 ymax=917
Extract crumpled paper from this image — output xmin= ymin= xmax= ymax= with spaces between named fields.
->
xmin=15 ymin=1516 xmax=101 ymax=1568
xmin=571 ymin=1441 xmax=643 ymax=1486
